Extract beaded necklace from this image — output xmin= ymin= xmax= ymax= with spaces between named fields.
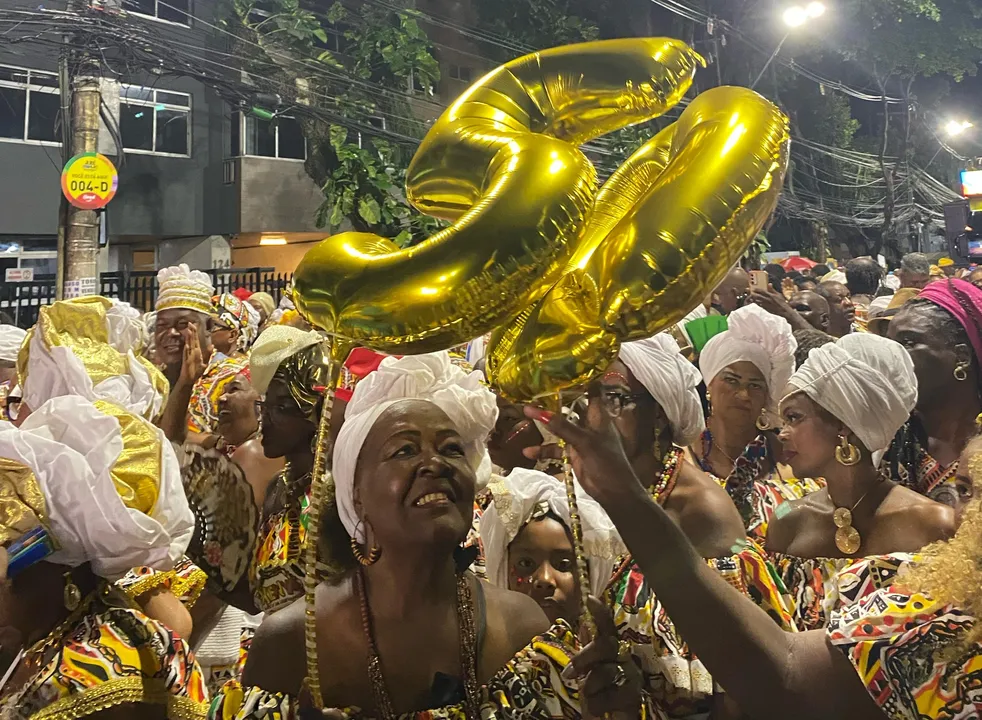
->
xmin=355 ymin=567 xmax=480 ymax=719
xmin=650 ymin=447 xmax=684 ymax=505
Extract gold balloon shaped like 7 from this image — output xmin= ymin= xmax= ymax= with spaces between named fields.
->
xmin=292 ymin=38 xmax=704 ymax=353
xmin=489 ymin=86 xmax=791 ymax=400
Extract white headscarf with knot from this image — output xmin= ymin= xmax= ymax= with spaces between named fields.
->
xmin=786 ymin=333 xmax=917 ymax=458
xmin=334 ymin=352 xmax=498 ymax=543
xmin=481 ymin=469 xmax=624 ymax=598
xmin=0 ymin=325 xmax=26 ymax=363
xmin=619 ymin=333 xmax=705 ymax=446
xmin=699 ymin=304 xmax=797 ymax=405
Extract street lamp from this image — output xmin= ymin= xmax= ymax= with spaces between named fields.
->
xmin=946 ymin=120 xmax=974 ymax=137
xmin=752 ymin=3 xmax=827 ymax=90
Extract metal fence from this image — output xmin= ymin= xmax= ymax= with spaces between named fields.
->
xmin=1 ymin=267 xmax=292 ymax=328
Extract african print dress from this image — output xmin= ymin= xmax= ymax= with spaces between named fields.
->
xmin=689 ymin=433 xmax=824 ymax=541
xmin=827 ymin=556 xmax=982 ymax=720
xmin=605 ymin=540 xmax=795 ymax=718
xmin=208 ymin=622 xmax=663 ymax=720
xmin=771 ymin=552 xmax=915 ymax=632
xmin=0 ymin=587 xmax=208 ymax=720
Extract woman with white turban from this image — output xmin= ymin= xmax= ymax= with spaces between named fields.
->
xmin=692 ymin=303 xmax=823 ymax=538
xmin=0 ymin=311 xmax=205 ymax=718
xmin=215 ymin=352 xmax=643 ymax=719
xmin=481 ymin=469 xmax=624 ymax=626
xmin=570 ymin=333 xmax=795 ymax=719
xmin=766 ymin=333 xmax=957 ymax=631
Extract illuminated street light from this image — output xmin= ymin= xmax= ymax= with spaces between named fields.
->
xmin=753 ymin=3 xmax=828 ymax=89
xmin=946 ymin=120 xmax=974 ymax=137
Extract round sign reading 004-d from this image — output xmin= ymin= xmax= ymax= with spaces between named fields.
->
xmin=61 ymin=152 xmax=119 ymax=210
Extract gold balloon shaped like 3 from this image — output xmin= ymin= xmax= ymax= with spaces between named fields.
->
xmin=488 ymin=86 xmax=791 ymax=401
xmin=292 ymin=38 xmax=703 ymax=353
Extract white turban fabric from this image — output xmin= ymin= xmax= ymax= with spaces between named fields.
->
xmin=699 ymin=304 xmax=797 ymax=405
xmin=481 ymin=469 xmax=624 ymax=598
xmin=786 ymin=333 xmax=917 ymax=456
xmin=619 ymin=333 xmax=705 ymax=447
xmin=21 ymin=298 xmax=167 ymax=422
xmin=0 ymin=396 xmax=193 ymax=578
xmin=0 ymin=325 xmax=26 ymax=363
xmin=334 ymin=352 xmax=498 ymax=542
xmin=155 ymin=263 xmax=214 ymax=314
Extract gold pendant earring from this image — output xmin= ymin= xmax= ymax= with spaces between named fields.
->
xmin=834 ymin=435 xmax=861 ymax=466
xmin=755 ymin=410 xmax=770 ymax=431
xmin=63 ymin=572 xmax=82 ymax=611
xmin=954 ymin=363 xmax=969 ymax=382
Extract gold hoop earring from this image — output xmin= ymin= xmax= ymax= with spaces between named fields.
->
xmin=755 ymin=410 xmax=770 ymax=431
xmin=63 ymin=572 xmax=82 ymax=611
xmin=954 ymin=364 xmax=969 ymax=382
xmin=350 ymin=520 xmax=381 ymax=566
xmin=834 ymin=435 xmax=861 ymax=466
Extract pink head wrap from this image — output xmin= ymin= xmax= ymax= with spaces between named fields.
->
xmin=919 ymin=278 xmax=982 ymax=363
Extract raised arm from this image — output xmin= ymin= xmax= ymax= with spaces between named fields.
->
xmin=528 ymin=402 xmax=883 ymax=720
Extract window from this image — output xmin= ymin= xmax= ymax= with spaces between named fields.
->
xmin=448 ymin=64 xmax=473 ymax=83
xmin=231 ymin=111 xmax=306 ymax=160
xmin=408 ymin=68 xmax=435 ymax=96
xmin=125 ymin=0 xmax=190 ymax=25
xmin=0 ymin=65 xmax=60 ymax=144
xmin=119 ymin=85 xmax=190 ymax=155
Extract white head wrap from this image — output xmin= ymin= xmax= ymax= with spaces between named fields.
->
xmin=334 ymin=352 xmax=498 ymax=542
xmin=619 ymin=333 xmax=705 ymax=446
xmin=481 ymin=469 xmax=623 ymax=598
xmin=21 ymin=298 xmax=167 ymax=422
xmin=0 ymin=325 xmax=26 ymax=363
xmin=699 ymin=304 xmax=797 ymax=405
xmin=786 ymin=333 xmax=917 ymax=457
xmin=822 ymin=269 xmax=847 ymax=285
xmin=155 ymin=263 xmax=214 ymax=314
xmin=0 ymin=395 xmax=193 ymax=578
xmin=248 ymin=326 xmax=324 ymax=396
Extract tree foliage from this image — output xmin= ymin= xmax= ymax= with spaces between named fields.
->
xmin=225 ymin=0 xmax=443 ymax=245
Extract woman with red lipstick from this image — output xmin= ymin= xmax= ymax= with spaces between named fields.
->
xmin=213 ymin=352 xmax=642 ymax=719
xmin=692 ymin=304 xmax=823 ymax=540
xmin=766 ymin=333 xmax=956 ymax=630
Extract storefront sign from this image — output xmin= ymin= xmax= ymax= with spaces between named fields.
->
xmin=61 ymin=153 xmax=118 ymax=210
xmin=4 ymin=268 xmax=33 ymax=282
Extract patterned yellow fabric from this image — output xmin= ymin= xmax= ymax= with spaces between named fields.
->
xmin=249 ymin=488 xmax=307 ymax=614
xmin=118 ymin=557 xmax=209 ymax=609
xmin=0 ymin=589 xmax=208 ymax=720
xmin=209 ymin=622 xmax=659 ymax=719
xmin=828 ymin=583 xmax=982 ymax=719
xmin=605 ymin=539 xmax=796 ymax=717
xmin=0 ymin=457 xmax=48 ymax=545
xmin=188 ymin=354 xmax=250 ymax=435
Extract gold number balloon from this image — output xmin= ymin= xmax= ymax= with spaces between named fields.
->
xmin=292 ymin=38 xmax=703 ymax=353
xmin=488 ymin=86 xmax=791 ymax=400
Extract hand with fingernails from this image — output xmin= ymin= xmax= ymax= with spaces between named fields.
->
xmin=563 ymin=596 xmax=643 ymax=718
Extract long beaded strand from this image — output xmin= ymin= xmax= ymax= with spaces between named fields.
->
xmin=559 ymin=436 xmax=596 ymax=638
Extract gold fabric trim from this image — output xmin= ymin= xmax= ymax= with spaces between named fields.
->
xmin=171 ymin=567 xmax=208 ymax=609
xmin=39 ymin=299 xmax=129 ymax=388
xmin=0 ymin=457 xmax=48 ymax=546
xmin=28 ymin=677 xmax=208 ymax=720
xmin=93 ymin=400 xmax=161 ymax=515
xmin=119 ymin=570 xmax=176 ymax=601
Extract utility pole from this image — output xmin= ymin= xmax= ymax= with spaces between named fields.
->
xmin=58 ymin=0 xmax=102 ymax=300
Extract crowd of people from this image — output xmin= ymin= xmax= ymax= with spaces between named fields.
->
xmin=0 ymin=251 xmax=982 ymax=720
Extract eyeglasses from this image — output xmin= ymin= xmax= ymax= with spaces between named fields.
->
xmin=596 ymin=389 xmax=649 ymax=417
xmin=257 ymin=398 xmax=304 ymax=417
